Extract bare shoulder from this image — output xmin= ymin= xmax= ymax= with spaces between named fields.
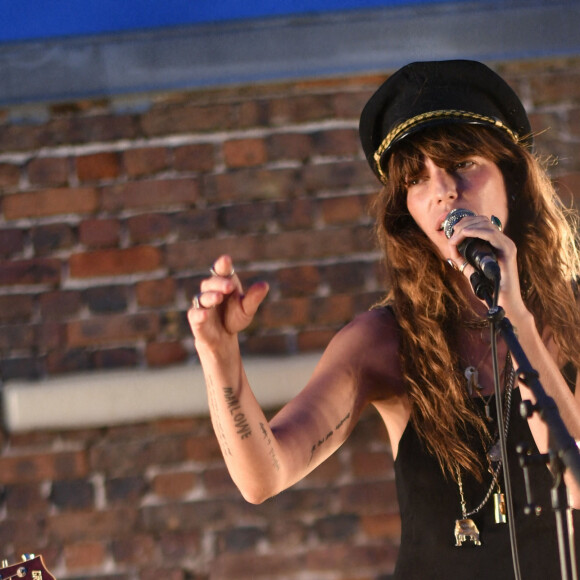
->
xmin=322 ymin=306 xmax=404 ymax=401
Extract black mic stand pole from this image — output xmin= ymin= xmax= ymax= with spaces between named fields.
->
xmin=471 ymin=272 xmax=580 ymax=580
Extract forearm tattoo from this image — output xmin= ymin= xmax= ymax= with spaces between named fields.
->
xmin=308 ymin=411 xmax=351 ymax=465
xmin=223 ymin=387 xmax=252 ymax=440
xmin=260 ymin=422 xmax=280 ymax=471
xmin=207 ymin=375 xmax=232 ymax=457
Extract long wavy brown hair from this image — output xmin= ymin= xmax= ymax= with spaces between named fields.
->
xmin=372 ymin=124 xmax=580 ymax=481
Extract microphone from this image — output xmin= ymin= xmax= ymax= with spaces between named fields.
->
xmin=443 ymin=208 xmax=501 ymax=282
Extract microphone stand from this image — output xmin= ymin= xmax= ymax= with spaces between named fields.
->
xmin=470 ymin=271 xmax=580 ymax=580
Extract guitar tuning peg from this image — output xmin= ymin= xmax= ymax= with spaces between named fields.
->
xmin=1 ymin=560 xmax=8 ymax=568
xmin=21 ymin=555 xmax=35 ymax=561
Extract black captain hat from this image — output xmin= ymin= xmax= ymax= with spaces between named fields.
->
xmin=359 ymin=60 xmax=533 ymax=184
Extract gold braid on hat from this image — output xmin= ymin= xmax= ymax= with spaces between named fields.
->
xmin=373 ymin=109 xmax=521 ymax=184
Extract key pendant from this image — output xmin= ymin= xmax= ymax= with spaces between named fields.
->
xmin=464 ymin=366 xmax=478 ymax=396
xmin=494 ymin=493 xmax=507 ymax=524
xmin=454 ymin=518 xmax=482 ymax=546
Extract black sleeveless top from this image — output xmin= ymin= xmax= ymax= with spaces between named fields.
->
xmin=394 ymin=389 xmax=580 ymax=579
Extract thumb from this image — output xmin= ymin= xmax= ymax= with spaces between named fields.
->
xmin=241 ymin=281 xmax=269 ymax=317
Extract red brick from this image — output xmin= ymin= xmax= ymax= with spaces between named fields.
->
xmin=269 ymin=94 xmax=335 ymax=125
xmin=67 ymin=312 xmax=160 ymax=347
xmin=0 ymin=294 xmax=34 ymax=323
xmin=173 ymin=143 xmax=215 ymax=172
xmin=0 ymin=323 xmax=37 ymax=351
xmin=102 ymin=178 xmax=198 ymax=211
xmin=530 ymin=70 xmax=580 ymax=106
xmin=203 ymin=167 xmax=299 ymax=202
xmin=64 ymin=541 xmax=107 ymax=571
xmin=27 ymin=156 xmax=69 ymax=186
xmin=301 ymin=160 xmax=375 ymax=193
xmin=3 ymin=188 xmax=99 ymax=220
xmin=76 ymin=152 xmax=121 ymax=181
xmin=242 ymin=333 xmax=290 ymax=355
xmin=184 ymin=434 xmax=222 ymax=463
xmin=79 ymin=218 xmax=121 ymax=248
xmin=128 ymin=213 xmax=172 ymax=243
xmin=0 ymin=450 xmax=88 ymax=484
xmin=69 ymin=246 xmax=162 ymax=278
xmin=93 ymin=347 xmax=139 ymax=370
xmin=223 ymin=138 xmax=267 ymax=168
xmin=220 ymin=201 xmax=274 ymax=233
xmin=46 ymin=508 xmax=139 ymax=541
xmin=90 ymin=435 xmax=189 ymax=477
xmin=277 ymin=265 xmax=321 ymax=297
xmin=145 ymin=341 xmax=188 ymax=366
xmin=0 ymin=123 xmax=44 ymax=152
xmin=32 ymin=223 xmax=76 ymax=255
xmin=312 ymin=128 xmax=360 ymax=157
xmin=152 ymin=471 xmax=197 ymax=500
xmin=141 ymin=102 xmax=232 ymax=136
xmin=174 ymin=208 xmax=218 ymax=240
xmin=276 ymin=198 xmax=317 ymax=230
xmin=0 ymin=228 xmax=25 ymax=258
xmin=136 ymin=278 xmax=176 ymax=307
xmin=296 ymin=329 xmax=335 ymax=351
xmin=166 ymin=237 xmax=257 ymax=271
xmin=48 ymin=114 xmax=138 ymax=144
xmin=261 ymin=297 xmax=310 ymax=328
xmin=236 ymin=99 xmax=270 ymax=128
xmin=202 ymin=466 xmax=237 ymax=496
xmin=0 ymin=258 xmax=61 ymax=286
xmin=555 ymin=172 xmax=580 ymax=207
xmin=111 ymin=534 xmax=158 ymax=565
xmin=360 ymin=512 xmax=401 ymax=540
xmin=352 ymin=451 xmax=394 ymax=479
xmin=267 ymin=133 xmax=312 ymax=162
xmin=124 ymin=147 xmax=168 ymax=177
xmin=4 ymin=482 xmax=50 ymax=515
xmin=0 ymin=163 xmax=21 ymax=188
xmin=39 ymin=290 xmax=82 ymax=320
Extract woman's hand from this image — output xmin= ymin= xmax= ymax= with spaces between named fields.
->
xmin=188 ymin=255 xmax=269 ymax=350
xmin=447 ymin=215 xmax=527 ymax=318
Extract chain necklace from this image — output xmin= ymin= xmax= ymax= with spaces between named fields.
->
xmin=454 ymin=352 xmax=515 ymax=547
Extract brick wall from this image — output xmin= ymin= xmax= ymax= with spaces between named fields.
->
xmin=0 ymin=56 xmax=579 ymax=579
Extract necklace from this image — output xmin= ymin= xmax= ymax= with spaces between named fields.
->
xmin=454 ymin=352 xmax=515 ymax=547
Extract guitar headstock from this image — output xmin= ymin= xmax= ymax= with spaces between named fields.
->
xmin=0 ymin=555 xmax=55 ymax=580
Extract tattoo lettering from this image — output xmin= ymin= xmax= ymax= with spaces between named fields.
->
xmin=207 ymin=376 xmax=232 ymax=457
xmin=308 ymin=411 xmax=351 ymax=465
xmin=260 ymin=422 xmax=280 ymax=471
xmin=223 ymin=387 xmax=252 ymax=439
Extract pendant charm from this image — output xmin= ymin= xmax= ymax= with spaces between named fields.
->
xmin=454 ymin=518 xmax=482 ymax=546
xmin=487 ymin=441 xmax=501 ymax=463
xmin=494 ymin=493 xmax=507 ymax=524
xmin=464 ymin=366 xmax=479 ymax=396
xmin=484 ymin=403 xmax=494 ymax=422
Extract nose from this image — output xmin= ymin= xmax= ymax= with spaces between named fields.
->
xmin=428 ymin=161 xmax=457 ymax=202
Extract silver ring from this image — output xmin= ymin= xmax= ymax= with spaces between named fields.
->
xmin=210 ymin=265 xmax=235 ymax=278
xmin=192 ymin=293 xmax=207 ymax=310
xmin=459 ymin=260 xmax=469 ymax=273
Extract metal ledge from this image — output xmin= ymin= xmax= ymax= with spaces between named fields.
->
xmin=0 ymin=0 xmax=579 ymax=106
xmin=2 ymin=353 xmax=319 ymax=432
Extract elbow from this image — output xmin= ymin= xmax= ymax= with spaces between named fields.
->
xmin=239 ymin=485 xmax=275 ymax=505
xmin=235 ymin=478 xmax=281 ymax=505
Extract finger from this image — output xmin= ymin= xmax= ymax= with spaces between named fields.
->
xmin=211 ymin=255 xmax=243 ymax=292
xmin=240 ymin=282 xmax=269 ymax=318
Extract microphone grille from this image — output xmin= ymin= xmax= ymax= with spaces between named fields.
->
xmin=443 ymin=208 xmax=476 ymax=239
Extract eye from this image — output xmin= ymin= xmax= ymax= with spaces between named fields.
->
xmin=454 ymin=160 xmax=475 ymax=171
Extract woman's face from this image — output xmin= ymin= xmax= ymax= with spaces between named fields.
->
xmin=405 ymin=155 xmax=509 ymax=259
